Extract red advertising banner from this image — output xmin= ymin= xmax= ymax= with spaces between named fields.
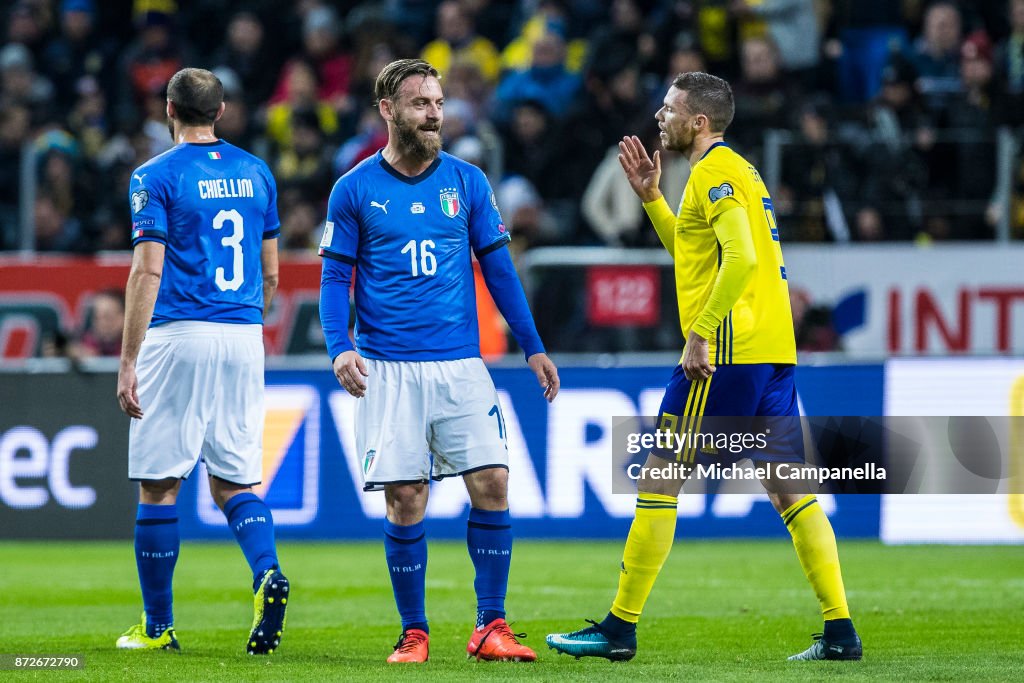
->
xmin=0 ymin=255 xmax=507 ymax=361
xmin=0 ymin=254 xmax=324 ymax=360
xmin=585 ymin=265 xmax=661 ymax=327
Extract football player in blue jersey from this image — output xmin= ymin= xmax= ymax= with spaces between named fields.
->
xmin=115 ymin=68 xmax=289 ymax=655
xmin=319 ymin=58 xmax=559 ymax=664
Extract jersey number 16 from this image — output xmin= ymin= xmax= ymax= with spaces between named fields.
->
xmin=401 ymin=239 xmax=437 ymax=277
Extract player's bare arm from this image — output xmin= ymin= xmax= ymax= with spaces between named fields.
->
xmin=261 ymin=237 xmax=279 ymax=319
xmin=117 ymin=241 xmax=165 ymax=418
xmin=333 ymin=349 xmax=368 ymax=398
xmin=618 ymin=135 xmax=662 ymax=203
xmin=527 ymin=352 xmax=559 ymax=402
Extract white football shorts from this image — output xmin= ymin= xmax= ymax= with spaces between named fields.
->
xmin=128 ymin=321 xmax=265 ymax=485
xmin=357 ymin=357 xmax=509 ymax=491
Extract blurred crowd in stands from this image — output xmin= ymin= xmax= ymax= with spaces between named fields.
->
xmin=2 ymin=0 xmax=1024 ymax=257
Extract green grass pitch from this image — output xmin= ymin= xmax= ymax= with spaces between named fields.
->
xmin=2 ymin=539 xmax=1022 ymax=681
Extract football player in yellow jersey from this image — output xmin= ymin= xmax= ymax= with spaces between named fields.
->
xmin=546 ymin=72 xmax=861 ymax=663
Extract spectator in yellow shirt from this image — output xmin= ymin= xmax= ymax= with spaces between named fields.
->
xmin=421 ymin=1 xmax=500 ymax=83
xmin=265 ymin=59 xmax=338 ymax=152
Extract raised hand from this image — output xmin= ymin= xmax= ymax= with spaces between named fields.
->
xmin=618 ymin=135 xmax=663 ymax=203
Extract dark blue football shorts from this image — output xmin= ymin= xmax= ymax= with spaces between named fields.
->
xmin=651 ymin=363 xmax=804 ymax=465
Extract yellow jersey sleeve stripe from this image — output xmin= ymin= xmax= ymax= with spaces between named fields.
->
xmin=727 ymin=311 xmax=734 ymax=364
xmin=715 ymin=310 xmax=733 ymax=366
xmin=715 ymin=323 xmax=721 ymax=365
xmin=716 ymin=321 xmax=724 ymax=368
xmin=721 ymin=312 xmax=727 ymax=365
xmin=713 ymin=243 xmax=723 ymax=366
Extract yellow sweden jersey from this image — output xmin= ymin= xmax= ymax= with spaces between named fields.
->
xmin=675 ymin=142 xmax=796 ymax=365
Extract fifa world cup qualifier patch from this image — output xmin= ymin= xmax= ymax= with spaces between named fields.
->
xmin=131 ymin=189 xmax=149 ymax=213
xmin=708 ymin=183 xmax=734 ymax=202
xmin=320 ymin=221 xmax=334 ymax=248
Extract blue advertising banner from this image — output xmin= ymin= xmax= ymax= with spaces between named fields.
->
xmin=176 ymin=364 xmax=883 ymax=540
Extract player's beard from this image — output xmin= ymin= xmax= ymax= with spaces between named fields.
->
xmin=394 ymin=112 xmax=442 ymax=162
xmin=662 ymin=124 xmax=693 ymax=156
xmin=167 ymin=116 xmax=175 ymax=142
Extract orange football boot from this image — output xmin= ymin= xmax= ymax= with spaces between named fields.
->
xmin=387 ymin=628 xmax=429 ymax=663
xmin=466 ymin=618 xmax=537 ymax=662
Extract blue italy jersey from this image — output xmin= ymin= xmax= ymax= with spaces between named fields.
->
xmin=128 ymin=140 xmax=280 ymax=326
xmin=319 ymin=151 xmax=510 ymax=360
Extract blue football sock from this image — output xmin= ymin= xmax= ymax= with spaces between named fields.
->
xmin=135 ymin=503 xmax=179 ymax=638
xmin=467 ymin=507 xmax=512 ymax=628
xmin=384 ymin=519 xmax=428 ymax=633
xmin=600 ymin=611 xmax=637 ymax=638
xmin=223 ymin=492 xmax=279 ymax=592
xmin=824 ymin=617 xmax=857 ymax=641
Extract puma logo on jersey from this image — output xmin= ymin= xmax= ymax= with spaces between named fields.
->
xmin=370 ymin=200 xmax=390 ymax=214
xmin=133 ymin=173 xmax=147 ymax=184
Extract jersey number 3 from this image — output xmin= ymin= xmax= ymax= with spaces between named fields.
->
xmin=214 ymin=208 xmax=244 ymax=291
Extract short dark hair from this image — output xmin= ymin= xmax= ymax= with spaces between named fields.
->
xmin=166 ymin=68 xmax=224 ymax=126
xmin=671 ymin=71 xmax=734 ymax=133
xmin=374 ymin=59 xmax=440 ymax=105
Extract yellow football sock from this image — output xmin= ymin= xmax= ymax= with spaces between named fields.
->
xmin=609 ymin=493 xmax=678 ymax=623
xmin=782 ymin=495 xmax=851 ymax=620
